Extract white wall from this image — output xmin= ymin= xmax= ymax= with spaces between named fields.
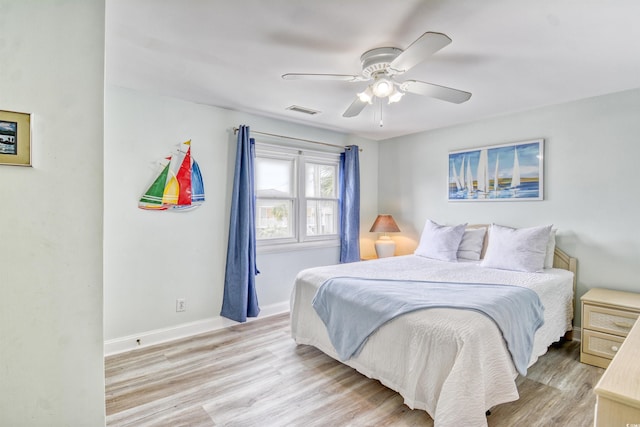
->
xmin=0 ymin=1 xmax=105 ymax=426
xmin=104 ymin=85 xmax=378 ymax=346
xmin=378 ymin=88 xmax=640 ymax=326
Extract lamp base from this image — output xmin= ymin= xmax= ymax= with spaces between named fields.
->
xmin=374 ymin=235 xmax=396 ymax=258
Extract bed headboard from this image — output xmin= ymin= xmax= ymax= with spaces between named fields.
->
xmin=553 ymin=246 xmax=578 ymax=339
xmin=553 ymin=246 xmax=578 ymax=294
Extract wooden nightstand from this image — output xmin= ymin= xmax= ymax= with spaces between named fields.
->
xmin=580 ymin=288 xmax=640 ymax=368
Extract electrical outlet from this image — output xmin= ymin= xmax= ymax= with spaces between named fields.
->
xmin=176 ymin=298 xmax=186 ymax=312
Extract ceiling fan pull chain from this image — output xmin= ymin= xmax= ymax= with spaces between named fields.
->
xmin=372 ymin=97 xmax=378 ymax=125
xmin=379 ymin=99 xmax=384 ymax=127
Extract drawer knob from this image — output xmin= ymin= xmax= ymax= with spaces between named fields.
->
xmin=611 ymin=345 xmax=619 ymax=352
xmin=613 ymin=321 xmax=633 ymax=329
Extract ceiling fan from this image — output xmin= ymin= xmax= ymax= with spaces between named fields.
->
xmin=282 ymin=32 xmax=472 ymax=118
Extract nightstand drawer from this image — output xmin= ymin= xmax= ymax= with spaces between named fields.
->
xmin=582 ymin=329 xmax=625 ymax=360
xmin=583 ymin=304 xmax=638 ymax=337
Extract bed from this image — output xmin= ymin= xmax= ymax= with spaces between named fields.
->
xmin=290 ymin=223 xmax=577 ymax=427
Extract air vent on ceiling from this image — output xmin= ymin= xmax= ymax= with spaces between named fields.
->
xmin=286 ymin=105 xmax=320 ymax=115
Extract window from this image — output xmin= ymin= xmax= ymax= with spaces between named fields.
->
xmin=255 ymin=143 xmax=339 ymax=248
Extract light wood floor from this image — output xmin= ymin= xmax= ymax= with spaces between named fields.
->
xmin=105 ymin=313 xmax=604 ymax=426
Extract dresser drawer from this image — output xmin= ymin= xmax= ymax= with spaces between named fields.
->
xmin=582 ymin=329 xmax=625 ymax=360
xmin=583 ymin=304 xmax=639 ymax=337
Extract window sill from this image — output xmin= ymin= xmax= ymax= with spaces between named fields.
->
xmin=257 ymin=239 xmax=340 ymax=255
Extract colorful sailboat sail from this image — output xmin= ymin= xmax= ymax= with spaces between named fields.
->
xmin=139 ymin=140 xmax=205 ymax=211
xmin=191 ymin=160 xmax=205 ymax=204
xmin=139 ymin=158 xmax=172 ymax=210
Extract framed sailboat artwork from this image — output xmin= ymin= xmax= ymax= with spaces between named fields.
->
xmin=448 ymin=139 xmax=544 ymax=202
xmin=139 ymin=140 xmax=205 ymax=211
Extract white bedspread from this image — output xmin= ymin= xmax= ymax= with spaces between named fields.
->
xmin=290 ymin=255 xmax=574 ymax=427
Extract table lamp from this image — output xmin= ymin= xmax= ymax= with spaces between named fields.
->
xmin=369 ymin=214 xmax=401 ymax=258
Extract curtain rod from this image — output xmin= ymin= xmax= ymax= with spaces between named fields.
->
xmin=232 ymin=127 xmax=363 ymax=152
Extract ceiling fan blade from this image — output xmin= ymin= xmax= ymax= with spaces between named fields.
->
xmin=402 ymin=80 xmax=471 ymax=104
xmin=282 ymin=73 xmax=365 ymax=82
xmin=342 ymin=97 xmax=369 ymax=117
xmin=389 ymin=32 xmax=452 ymax=73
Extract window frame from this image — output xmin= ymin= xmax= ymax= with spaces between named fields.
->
xmin=254 ymin=142 xmax=340 ymax=253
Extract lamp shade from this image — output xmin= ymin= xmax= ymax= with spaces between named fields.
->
xmin=369 ymin=214 xmax=400 ymax=233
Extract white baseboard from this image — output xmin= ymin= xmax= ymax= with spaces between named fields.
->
xmin=104 ymin=301 xmax=290 ymax=357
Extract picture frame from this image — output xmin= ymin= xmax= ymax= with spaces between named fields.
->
xmin=448 ymin=139 xmax=544 ymax=201
xmin=0 ymin=110 xmax=31 ymax=166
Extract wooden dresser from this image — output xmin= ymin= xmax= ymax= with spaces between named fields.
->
xmin=594 ymin=318 xmax=640 ymax=426
xmin=581 ymin=288 xmax=640 ymax=369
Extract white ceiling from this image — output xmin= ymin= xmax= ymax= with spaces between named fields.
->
xmin=106 ymin=0 xmax=640 ymax=141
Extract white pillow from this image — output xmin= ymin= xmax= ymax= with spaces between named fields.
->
xmin=457 ymin=227 xmax=487 ymax=260
xmin=481 ymin=224 xmax=552 ymax=272
xmin=544 ymin=229 xmax=557 ymax=269
xmin=415 ymin=219 xmax=467 ymax=262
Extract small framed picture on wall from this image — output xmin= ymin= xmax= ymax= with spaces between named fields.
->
xmin=0 ymin=110 xmax=31 ymax=166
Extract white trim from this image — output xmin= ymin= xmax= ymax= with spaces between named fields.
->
xmin=258 ymin=238 xmax=340 ymax=254
xmin=255 ymin=142 xmax=340 ymax=249
xmin=104 ymin=301 xmax=290 ymax=356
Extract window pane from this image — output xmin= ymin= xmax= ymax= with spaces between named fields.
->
xmin=256 ymin=199 xmax=294 ymax=239
xmin=256 ymin=157 xmax=293 ymax=197
xmin=305 ymin=164 xmax=316 ymax=198
xmin=319 ymin=165 xmax=336 ymax=198
xmin=306 ymin=200 xmax=337 ymax=236
xmin=306 ymin=163 xmax=336 ymax=198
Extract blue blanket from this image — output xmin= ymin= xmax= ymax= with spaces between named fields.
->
xmin=312 ymin=277 xmax=545 ymax=376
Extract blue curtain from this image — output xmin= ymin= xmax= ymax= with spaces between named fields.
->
xmin=339 ymin=145 xmax=361 ymax=263
xmin=221 ymin=125 xmax=260 ymax=322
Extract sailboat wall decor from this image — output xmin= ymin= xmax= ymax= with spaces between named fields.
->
xmin=139 ymin=140 xmax=205 ymax=211
xmin=448 ymin=139 xmax=543 ymax=202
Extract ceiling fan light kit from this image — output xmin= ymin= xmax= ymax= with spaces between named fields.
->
xmin=387 ymin=88 xmax=404 ymax=104
xmin=282 ymin=31 xmax=472 ymax=122
xmin=358 ymin=77 xmax=405 ymax=105
xmin=371 ymin=77 xmax=394 ymax=98
xmin=357 ymin=86 xmax=374 ymax=104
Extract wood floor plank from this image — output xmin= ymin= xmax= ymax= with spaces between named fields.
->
xmin=106 ymin=313 xmax=603 ymax=426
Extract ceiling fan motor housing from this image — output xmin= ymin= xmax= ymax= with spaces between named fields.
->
xmin=360 ymin=47 xmax=403 ymax=78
